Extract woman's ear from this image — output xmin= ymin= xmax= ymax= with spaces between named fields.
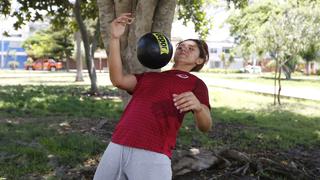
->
xmin=196 ymin=57 xmax=204 ymax=65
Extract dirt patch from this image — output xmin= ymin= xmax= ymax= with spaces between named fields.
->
xmin=68 ymin=117 xmax=117 ymax=141
xmin=173 ymin=147 xmax=320 ymax=179
xmin=173 ymin=122 xmax=320 ymax=179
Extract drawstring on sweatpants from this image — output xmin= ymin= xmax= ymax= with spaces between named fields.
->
xmin=116 ymin=145 xmax=133 ymax=180
xmin=117 ymin=147 xmax=124 ymax=180
xmin=124 ymin=147 xmax=133 ymax=168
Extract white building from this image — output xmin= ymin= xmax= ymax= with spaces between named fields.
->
xmin=206 ymin=40 xmax=243 ymax=69
xmin=171 ymin=4 xmax=244 ymax=70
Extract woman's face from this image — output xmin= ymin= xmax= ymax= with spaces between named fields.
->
xmin=174 ymin=40 xmax=201 ymax=65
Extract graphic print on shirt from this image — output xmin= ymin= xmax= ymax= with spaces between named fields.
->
xmin=176 ymin=73 xmax=189 ymax=79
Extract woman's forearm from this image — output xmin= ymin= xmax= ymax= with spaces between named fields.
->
xmin=108 ymin=38 xmax=124 ymax=86
xmin=194 ymin=104 xmax=212 ymax=132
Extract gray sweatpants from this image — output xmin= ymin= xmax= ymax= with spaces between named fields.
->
xmin=93 ymin=142 xmax=172 ymax=180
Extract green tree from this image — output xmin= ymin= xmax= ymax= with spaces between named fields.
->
xmin=176 ymin=0 xmax=213 ymax=39
xmin=227 ymin=0 xmax=283 ymax=58
xmin=0 ymin=0 xmax=100 ymax=94
xmin=1 ymin=0 xmax=219 ymax=96
xmin=51 ymin=28 xmax=74 ymax=72
xmin=300 ymin=41 xmax=320 ymax=76
xmin=97 ymin=0 xmax=218 ymax=103
xmin=219 ymin=52 xmax=235 ymax=73
xmin=22 ymin=30 xmax=56 ymax=59
xmin=22 ymin=28 xmax=74 ymax=63
xmin=71 ymin=0 xmax=100 ymax=93
xmin=259 ymin=3 xmax=320 ymax=104
xmin=227 ymin=0 xmax=320 ymax=105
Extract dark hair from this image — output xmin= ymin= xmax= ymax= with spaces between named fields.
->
xmin=177 ymin=39 xmax=209 ymax=72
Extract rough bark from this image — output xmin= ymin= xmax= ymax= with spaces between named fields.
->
xmin=74 ymin=0 xmax=98 ymax=94
xmin=152 ymin=0 xmax=176 ymax=37
xmin=75 ymin=31 xmax=84 ymax=82
xmin=98 ymin=0 xmax=176 ymax=73
xmin=98 ymin=0 xmax=176 ymax=105
xmin=91 ymin=19 xmax=100 ymax=72
xmin=97 ymin=0 xmax=115 ymax=52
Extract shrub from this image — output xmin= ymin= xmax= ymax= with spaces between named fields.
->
xmin=8 ymin=61 xmax=20 ymax=70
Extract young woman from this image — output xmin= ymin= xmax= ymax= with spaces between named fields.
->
xmin=94 ymin=13 xmax=212 ymax=180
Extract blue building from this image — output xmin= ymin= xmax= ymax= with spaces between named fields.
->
xmin=0 ymin=36 xmax=28 ymax=69
xmin=0 ymin=16 xmax=48 ymax=69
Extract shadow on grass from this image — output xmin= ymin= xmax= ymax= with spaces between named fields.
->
xmin=0 ymin=85 xmax=124 ymax=178
xmin=0 ymin=85 xmax=319 ymax=178
xmin=1 ymin=85 xmax=319 ymax=152
xmin=0 ymin=118 xmax=106 ymax=179
xmin=0 ymin=85 xmax=123 ymax=119
xmin=177 ymin=105 xmax=320 ymax=153
xmin=208 ymin=107 xmax=320 ymax=151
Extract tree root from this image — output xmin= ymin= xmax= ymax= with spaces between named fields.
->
xmin=172 ymin=148 xmax=318 ymax=179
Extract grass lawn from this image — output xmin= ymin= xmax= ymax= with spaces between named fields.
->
xmin=201 ymin=71 xmax=320 ymax=90
xmin=0 ymin=85 xmax=122 ymax=179
xmin=177 ymin=86 xmax=320 ymax=151
xmin=209 ymin=87 xmax=320 ymax=149
xmin=0 ymin=72 xmax=319 ymax=178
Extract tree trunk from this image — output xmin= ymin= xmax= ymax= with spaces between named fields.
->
xmin=310 ymin=62 xmax=315 ymax=74
xmin=75 ymin=31 xmax=84 ymax=82
xmin=305 ymin=61 xmax=310 ymax=75
xmin=274 ymin=58 xmax=279 ymax=105
xmin=277 ymin=66 xmax=282 ymax=105
xmin=64 ymin=36 xmax=70 ymax=72
xmin=65 ymin=55 xmax=70 ymax=72
xmin=74 ymin=0 xmax=98 ymax=94
xmin=66 ymin=57 xmax=70 ymax=72
xmin=98 ymin=0 xmax=176 ymax=105
xmin=282 ymin=64 xmax=291 ymax=80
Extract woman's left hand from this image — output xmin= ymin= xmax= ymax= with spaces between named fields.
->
xmin=173 ymin=92 xmax=202 ymax=113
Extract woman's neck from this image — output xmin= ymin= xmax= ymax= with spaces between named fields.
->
xmin=171 ymin=64 xmax=193 ymax=72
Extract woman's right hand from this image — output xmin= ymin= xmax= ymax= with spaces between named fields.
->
xmin=110 ymin=13 xmax=134 ymax=39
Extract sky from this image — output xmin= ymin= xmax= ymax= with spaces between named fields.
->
xmin=172 ymin=4 xmax=233 ymax=42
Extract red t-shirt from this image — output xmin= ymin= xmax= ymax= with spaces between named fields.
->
xmin=111 ymin=70 xmax=210 ymax=158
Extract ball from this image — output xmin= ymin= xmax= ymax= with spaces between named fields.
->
xmin=137 ymin=32 xmax=173 ymax=69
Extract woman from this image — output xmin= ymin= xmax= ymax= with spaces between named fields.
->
xmin=94 ymin=13 xmax=212 ymax=180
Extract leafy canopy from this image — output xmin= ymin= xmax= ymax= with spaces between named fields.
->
xmin=1 ymin=0 xmax=218 ymax=39
xmin=23 ymin=28 xmax=74 ymax=60
xmin=227 ymin=0 xmax=320 ymax=61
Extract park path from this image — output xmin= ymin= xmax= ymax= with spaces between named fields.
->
xmin=197 ymin=74 xmax=320 ymax=101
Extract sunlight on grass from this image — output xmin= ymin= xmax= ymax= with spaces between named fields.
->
xmin=206 ymin=87 xmax=320 ymax=150
xmin=315 ymin=130 xmax=320 ymax=140
xmin=210 ymin=87 xmax=320 ymax=117
xmin=203 ymin=72 xmax=320 ymax=89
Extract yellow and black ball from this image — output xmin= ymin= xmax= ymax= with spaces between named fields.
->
xmin=137 ymin=32 xmax=173 ymax=69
